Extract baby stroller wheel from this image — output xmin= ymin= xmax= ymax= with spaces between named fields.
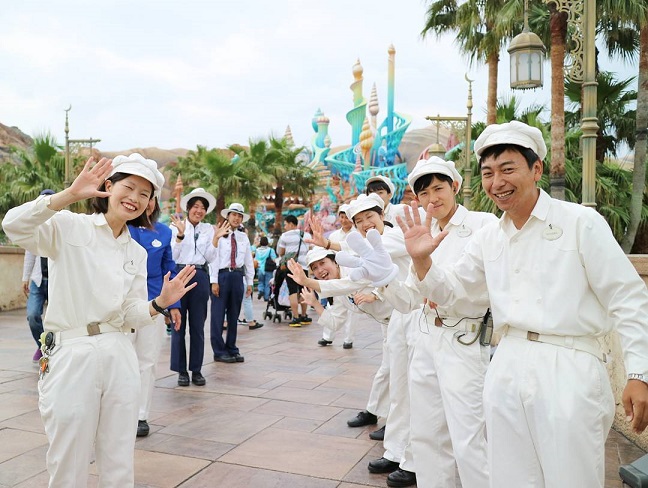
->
xmin=273 ymin=314 xmax=281 ymax=323
xmin=264 ymin=311 xmax=272 ymax=320
xmin=284 ymin=312 xmax=292 ymax=320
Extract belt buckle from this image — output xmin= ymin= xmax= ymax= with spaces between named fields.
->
xmin=527 ymin=331 xmax=539 ymax=342
xmin=87 ymin=322 xmax=101 ymax=336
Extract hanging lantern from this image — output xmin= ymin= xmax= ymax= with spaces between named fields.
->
xmin=508 ymin=0 xmax=546 ymax=90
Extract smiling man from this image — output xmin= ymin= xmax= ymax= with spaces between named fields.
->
xmin=392 ymin=121 xmax=648 ymax=487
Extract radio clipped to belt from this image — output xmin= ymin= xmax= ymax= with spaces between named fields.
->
xmin=456 ymin=308 xmax=494 ymax=346
xmin=38 ymin=331 xmax=56 ymax=380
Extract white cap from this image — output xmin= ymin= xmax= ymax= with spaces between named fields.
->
xmin=474 ymin=120 xmax=547 ymax=160
xmin=338 ymin=203 xmax=350 ymax=215
xmin=180 ymin=188 xmax=217 ymax=214
xmin=366 ymin=174 xmax=395 ymax=195
xmin=221 ymin=202 xmax=250 ymax=222
xmin=306 ymin=247 xmax=335 ymax=268
xmin=346 ymin=193 xmax=385 ymax=220
xmin=408 ymin=157 xmax=462 ymax=194
xmin=110 ymin=153 xmax=165 ymax=198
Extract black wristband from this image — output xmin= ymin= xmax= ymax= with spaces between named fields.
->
xmin=151 ymin=298 xmax=171 ymax=318
xmin=176 ymin=234 xmax=185 ymax=241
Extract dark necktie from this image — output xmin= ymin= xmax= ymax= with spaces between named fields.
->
xmin=230 ymin=233 xmax=237 ymax=268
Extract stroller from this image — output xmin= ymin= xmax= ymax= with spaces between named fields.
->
xmin=264 ymin=269 xmax=293 ymax=323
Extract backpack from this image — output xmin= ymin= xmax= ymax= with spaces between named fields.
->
xmin=264 ymin=255 xmax=277 ymax=273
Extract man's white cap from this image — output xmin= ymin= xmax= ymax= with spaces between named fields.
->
xmin=180 ymin=187 xmax=217 ymax=214
xmin=306 ymin=247 xmax=335 ymax=268
xmin=338 ymin=203 xmax=350 ymax=215
xmin=365 ymin=174 xmax=395 ymax=195
xmin=408 ymin=157 xmax=463 ymax=194
xmin=221 ymin=202 xmax=250 ymax=222
xmin=347 ymin=193 xmax=385 ymax=220
xmin=473 ymin=120 xmax=547 ymax=160
xmin=110 ymin=153 xmax=165 ymax=198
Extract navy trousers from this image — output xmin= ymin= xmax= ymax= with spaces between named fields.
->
xmin=210 ymin=270 xmax=244 ymax=357
xmin=170 ymin=268 xmax=209 ymax=373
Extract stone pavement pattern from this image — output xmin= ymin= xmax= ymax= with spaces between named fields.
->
xmin=0 ymin=300 xmax=644 ymax=487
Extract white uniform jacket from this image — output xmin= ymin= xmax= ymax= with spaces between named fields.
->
xmin=413 ymin=190 xmax=648 ymax=375
xmin=2 ymin=195 xmax=152 ymax=333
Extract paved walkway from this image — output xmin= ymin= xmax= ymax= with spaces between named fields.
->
xmin=0 ymin=301 xmax=643 ymax=487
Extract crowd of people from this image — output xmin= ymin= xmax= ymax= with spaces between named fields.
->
xmin=4 ymin=121 xmax=648 ymax=488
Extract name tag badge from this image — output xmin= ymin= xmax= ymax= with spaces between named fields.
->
xmin=457 ymin=225 xmax=472 ymax=238
xmin=151 ymin=239 xmax=162 ymax=248
xmin=542 ymin=224 xmax=563 ymax=241
xmin=124 ymin=260 xmax=138 ymax=274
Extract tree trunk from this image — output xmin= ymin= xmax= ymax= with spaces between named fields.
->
xmin=549 ymin=5 xmax=568 ymax=200
xmin=274 ymin=184 xmax=284 ymax=234
xmin=486 ymin=51 xmax=499 ymax=125
xmin=215 ymin=194 xmax=226 ymax=221
xmin=621 ymin=26 xmax=648 ymax=252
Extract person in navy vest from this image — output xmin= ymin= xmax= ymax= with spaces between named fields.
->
xmin=128 ymin=194 xmax=181 ymax=437
xmin=210 ymin=203 xmax=255 ymax=363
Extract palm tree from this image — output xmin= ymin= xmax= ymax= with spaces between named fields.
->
xmin=170 ymin=145 xmax=258 ymax=219
xmin=422 ymin=0 xmax=516 ymax=125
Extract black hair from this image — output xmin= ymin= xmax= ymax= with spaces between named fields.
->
xmin=351 ymin=205 xmax=384 ymax=224
xmin=91 ymin=172 xmax=152 ymax=228
xmin=284 ymin=215 xmax=298 ymax=226
xmin=365 ymin=180 xmax=391 ymax=195
xmin=479 ymin=144 xmax=540 ymax=170
xmin=412 ymin=173 xmax=454 ymax=195
xmin=259 ymin=236 xmax=269 ymax=246
xmin=187 ymin=196 xmax=210 ymax=212
xmin=148 ymin=198 xmax=161 ymax=226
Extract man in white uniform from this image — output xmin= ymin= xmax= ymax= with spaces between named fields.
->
xmin=361 ymin=121 xmax=648 ymax=487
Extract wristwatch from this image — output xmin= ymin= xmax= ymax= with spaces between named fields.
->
xmin=628 ymin=373 xmax=648 ymax=384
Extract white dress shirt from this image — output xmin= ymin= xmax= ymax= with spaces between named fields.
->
xmin=328 ymin=227 xmax=352 ymax=243
xmin=208 ymin=230 xmax=255 ymax=287
xmin=2 ymin=195 xmax=152 ymax=333
xmin=170 ymin=221 xmax=218 ymax=266
xmin=412 ymin=190 xmax=648 ymax=375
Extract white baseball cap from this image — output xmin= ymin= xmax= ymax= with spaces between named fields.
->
xmin=346 ymin=193 xmax=385 ymax=220
xmin=366 ymin=174 xmax=395 ymax=195
xmin=338 ymin=203 xmax=350 ymax=215
xmin=306 ymin=247 xmax=336 ymax=268
xmin=408 ymin=157 xmax=463 ymax=194
xmin=110 ymin=153 xmax=165 ymax=198
xmin=474 ymin=120 xmax=547 ymax=160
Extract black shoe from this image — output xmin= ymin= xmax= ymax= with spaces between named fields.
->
xmin=299 ymin=315 xmax=313 ymax=325
xmin=257 ymin=293 xmax=263 ymax=300
xmin=386 ymin=469 xmax=417 ymax=487
xmin=369 ymin=425 xmax=385 ymax=441
xmin=318 ymin=339 xmax=333 ymax=346
xmin=343 ymin=342 xmax=353 ymax=349
xmin=137 ymin=420 xmax=150 ymax=437
xmin=248 ymin=321 xmax=264 ymax=330
xmin=178 ymin=372 xmax=190 ymax=387
xmin=347 ymin=410 xmax=378 ymax=427
xmin=368 ymin=457 xmax=400 ymax=474
xmin=233 ymin=353 xmax=245 ymax=363
xmin=214 ymin=354 xmax=236 ymax=363
xmin=192 ymin=372 xmax=206 ymax=386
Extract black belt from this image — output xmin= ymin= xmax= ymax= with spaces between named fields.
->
xmin=219 ymin=267 xmax=244 ymax=273
xmin=177 ymin=263 xmax=209 ymax=273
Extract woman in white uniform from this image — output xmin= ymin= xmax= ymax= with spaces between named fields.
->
xmin=2 ymin=156 xmax=196 ymax=488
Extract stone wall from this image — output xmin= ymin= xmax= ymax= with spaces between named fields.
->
xmin=0 ymin=246 xmax=26 ymax=311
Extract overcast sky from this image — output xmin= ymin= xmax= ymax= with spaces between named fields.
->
xmin=1 ymin=0 xmax=638 ymax=153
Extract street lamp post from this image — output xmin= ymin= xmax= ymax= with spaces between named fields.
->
xmin=425 ymin=75 xmax=474 ymax=208
xmin=508 ymin=0 xmax=598 ymax=207
xmin=64 ymin=106 xmax=101 ymax=188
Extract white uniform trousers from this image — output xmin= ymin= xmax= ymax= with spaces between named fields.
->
xmin=483 ymin=334 xmax=615 ymax=488
xmin=383 ymin=310 xmax=417 ymax=470
xmin=366 ymin=322 xmax=391 ymax=418
xmin=39 ymin=332 xmax=140 ymax=488
xmin=131 ymin=314 xmax=165 ymax=421
xmin=408 ymin=320 xmax=490 ymax=487
xmin=322 ymin=310 xmax=356 ymax=345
